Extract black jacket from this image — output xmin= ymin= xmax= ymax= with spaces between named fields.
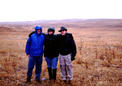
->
xmin=44 ymin=34 xmax=59 ymax=58
xmin=57 ymin=33 xmax=77 ymax=60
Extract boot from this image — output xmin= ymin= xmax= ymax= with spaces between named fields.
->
xmin=68 ymin=80 xmax=71 ymax=84
xmin=53 ymin=69 xmax=57 ymax=82
xmin=25 ymin=76 xmax=31 ymax=83
xmin=48 ymin=68 xmax=52 ymax=80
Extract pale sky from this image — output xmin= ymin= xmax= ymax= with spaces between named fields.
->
xmin=0 ymin=0 xmax=122 ymax=22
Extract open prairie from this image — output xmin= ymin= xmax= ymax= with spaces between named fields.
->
xmin=0 ymin=19 xmax=122 ymax=86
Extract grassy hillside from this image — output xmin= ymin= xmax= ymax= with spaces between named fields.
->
xmin=0 ymin=19 xmax=122 ymax=86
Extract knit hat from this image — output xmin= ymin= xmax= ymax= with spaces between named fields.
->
xmin=48 ymin=27 xmax=55 ymax=33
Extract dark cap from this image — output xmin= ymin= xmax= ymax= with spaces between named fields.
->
xmin=48 ymin=27 xmax=55 ymax=33
xmin=58 ymin=26 xmax=67 ymax=32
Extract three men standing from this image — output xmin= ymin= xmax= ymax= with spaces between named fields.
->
xmin=25 ymin=26 xmax=76 ymax=84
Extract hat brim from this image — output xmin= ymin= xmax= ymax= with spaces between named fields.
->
xmin=58 ymin=30 xmax=62 ymax=32
xmin=58 ymin=29 xmax=67 ymax=32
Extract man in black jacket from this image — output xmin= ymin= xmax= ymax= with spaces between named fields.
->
xmin=44 ymin=27 xmax=59 ymax=82
xmin=57 ymin=26 xmax=77 ymax=84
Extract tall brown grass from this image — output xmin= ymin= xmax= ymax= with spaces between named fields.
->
xmin=0 ymin=27 xmax=122 ymax=86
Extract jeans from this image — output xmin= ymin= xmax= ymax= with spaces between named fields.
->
xmin=45 ymin=57 xmax=58 ymax=69
xmin=27 ymin=56 xmax=42 ymax=80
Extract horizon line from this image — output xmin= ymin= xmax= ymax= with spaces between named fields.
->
xmin=0 ymin=18 xmax=122 ymax=23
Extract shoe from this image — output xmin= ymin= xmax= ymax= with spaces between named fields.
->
xmin=25 ymin=76 xmax=31 ymax=83
xmin=63 ymin=80 xmax=66 ymax=83
xmin=25 ymin=80 xmax=31 ymax=83
xmin=36 ymin=79 xmax=41 ymax=83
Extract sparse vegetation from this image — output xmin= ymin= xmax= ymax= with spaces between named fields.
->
xmin=0 ymin=20 xmax=122 ymax=86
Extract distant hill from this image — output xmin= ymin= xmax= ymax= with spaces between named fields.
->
xmin=0 ymin=19 xmax=122 ymax=30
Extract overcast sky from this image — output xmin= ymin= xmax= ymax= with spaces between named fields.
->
xmin=0 ymin=0 xmax=122 ymax=22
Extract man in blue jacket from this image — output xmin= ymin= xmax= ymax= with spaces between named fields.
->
xmin=25 ymin=26 xmax=45 ymax=83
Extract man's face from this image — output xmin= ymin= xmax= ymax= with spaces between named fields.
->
xmin=48 ymin=31 xmax=53 ymax=35
xmin=61 ymin=30 xmax=67 ymax=36
xmin=37 ymin=29 xmax=41 ymax=34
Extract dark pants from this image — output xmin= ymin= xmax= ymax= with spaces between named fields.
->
xmin=27 ymin=56 xmax=42 ymax=80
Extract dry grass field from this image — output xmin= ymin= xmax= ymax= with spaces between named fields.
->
xmin=0 ymin=19 xmax=122 ymax=86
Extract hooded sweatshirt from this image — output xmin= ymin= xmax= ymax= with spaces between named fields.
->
xmin=25 ymin=26 xmax=45 ymax=56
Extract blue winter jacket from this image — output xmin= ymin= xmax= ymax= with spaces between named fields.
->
xmin=25 ymin=27 xmax=45 ymax=56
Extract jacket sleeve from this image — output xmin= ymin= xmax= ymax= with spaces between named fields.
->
xmin=55 ymin=34 xmax=60 ymax=52
xmin=71 ymin=34 xmax=77 ymax=61
xmin=25 ymin=37 xmax=31 ymax=55
xmin=43 ymin=34 xmax=47 ymax=45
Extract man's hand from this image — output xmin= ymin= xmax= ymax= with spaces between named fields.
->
xmin=71 ymin=53 xmax=75 ymax=61
xmin=27 ymin=55 xmax=30 ymax=57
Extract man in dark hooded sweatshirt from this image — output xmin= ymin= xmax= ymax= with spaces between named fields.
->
xmin=44 ymin=27 xmax=59 ymax=82
xmin=25 ymin=26 xmax=45 ymax=83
